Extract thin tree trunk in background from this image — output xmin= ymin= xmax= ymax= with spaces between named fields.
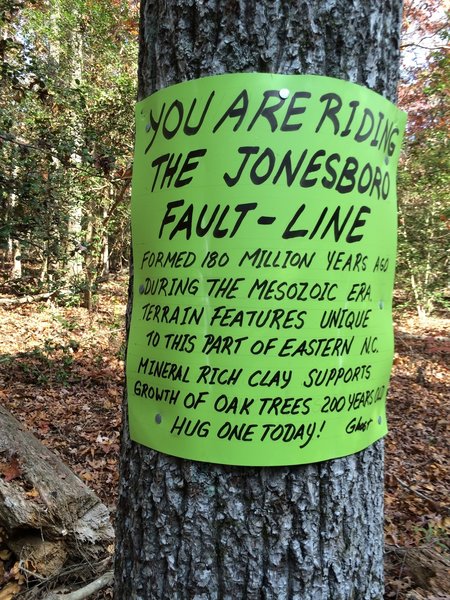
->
xmin=8 ymin=167 xmax=21 ymax=279
xmin=82 ymin=206 xmax=94 ymax=310
xmin=39 ymin=251 xmax=48 ymax=282
xmin=98 ymin=192 xmax=112 ymax=278
xmin=115 ymin=1 xmax=403 ymax=598
xmin=101 ymin=204 xmax=110 ymax=278
xmin=66 ymin=2 xmax=85 ymax=282
xmin=66 ymin=204 xmax=83 ymax=277
xmin=11 ymin=239 xmax=21 ymax=279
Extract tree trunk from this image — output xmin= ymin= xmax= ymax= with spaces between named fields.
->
xmin=100 ymin=203 xmax=110 ymax=278
xmin=11 ymin=239 xmax=22 ymax=280
xmin=115 ymin=1 xmax=403 ymax=598
xmin=65 ymin=3 xmax=85 ymax=283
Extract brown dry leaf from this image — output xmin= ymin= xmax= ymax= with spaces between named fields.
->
xmin=25 ymin=488 xmax=40 ymax=499
xmin=0 ymin=456 xmax=22 ymax=483
xmin=0 ymin=549 xmax=11 ymax=560
xmin=0 ymin=582 xmax=21 ymax=600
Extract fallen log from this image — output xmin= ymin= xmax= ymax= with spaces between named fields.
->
xmin=0 ymin=405 xmax=114 ymax=581
xmin=0 ymin=290 xmax=71 ymax=305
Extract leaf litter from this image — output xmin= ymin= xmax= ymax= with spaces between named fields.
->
xmin=0 ymin=276 xmax=448 ymax=599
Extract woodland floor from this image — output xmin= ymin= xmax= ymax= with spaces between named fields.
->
xmin=0 ymin=274 xmax=448 ymax=599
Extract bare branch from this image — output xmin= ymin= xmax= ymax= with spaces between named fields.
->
xmin=42 ymin=571 xmax=114 ymax=600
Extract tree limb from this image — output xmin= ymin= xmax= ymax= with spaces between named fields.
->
xmin=42 ymin=571 xmax=114 ymax=600
xmin=0 ymin=290 xmax=71 ymax=305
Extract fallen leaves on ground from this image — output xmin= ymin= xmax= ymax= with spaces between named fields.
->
xmin=385 ymin=313 xmax=449 ymax=599
xmin=0 ymin=276 xmax=448 ymax=599
xmin=0 ymin=277 xmax=125 ymax=598
xmin=0 ymin=278 xmax=125 ymax=511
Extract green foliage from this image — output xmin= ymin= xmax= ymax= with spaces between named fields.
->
xmin=0 ymin=0 xmax=137 ymax=302
xmin=1 ymin=337 xmax=78 ymax=384
xmin=397 ymin=141 xmax=449 ymax=315
xmin=2 ymin=0 xmax=447 ymax=318
xmin=397 ymin=37 xmax=450 ymax=316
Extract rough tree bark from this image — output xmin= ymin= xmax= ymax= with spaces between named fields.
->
xmin=115 ymin=2 xmax=403 ymax=598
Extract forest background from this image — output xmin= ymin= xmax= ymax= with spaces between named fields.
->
xmin=0 ymin=0 xmax=448 ymax=598
xmin=1 ymin=0 xmax=448 ymax=315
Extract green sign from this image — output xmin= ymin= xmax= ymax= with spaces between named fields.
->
xmin=127 ymin=73 xmax=406 ymax=466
